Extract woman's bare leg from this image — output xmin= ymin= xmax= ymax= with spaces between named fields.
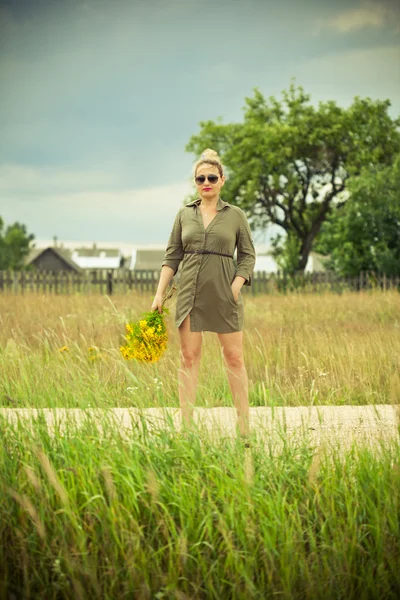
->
xmin=178 ymin=314 xmax=203 ymax=430
xmin=217 ymin=330 xmax=250 ymax=438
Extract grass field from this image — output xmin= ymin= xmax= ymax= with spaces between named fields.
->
xmin=1 ymin=289 xmax=399 ymax=598
xmin=0 ymin=289 xmax=399 ymax=408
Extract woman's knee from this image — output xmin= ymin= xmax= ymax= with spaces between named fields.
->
xmin=179 ymin=348 xmax=201 ymax=368
xmin=223 ymin=351 xmax=244 ymax=369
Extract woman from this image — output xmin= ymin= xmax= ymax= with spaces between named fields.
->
xmin=151 ymin=149 xmax=256 ymax=441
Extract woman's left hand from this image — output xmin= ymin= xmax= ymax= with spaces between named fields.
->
xmin=231 ymin=284 xmax=240 ymax=303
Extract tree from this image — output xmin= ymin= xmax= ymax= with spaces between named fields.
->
xmin=0 ymin=217 xmax=35 ymax=270
xmin=313 ymin=155 xmax=400 ymax=276
xmin=186 ymin=82 xmax=400 ymax=273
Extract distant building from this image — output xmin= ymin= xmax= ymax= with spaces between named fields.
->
xmin=26 ymin=239 xmax=329 ymax=274
xmin=304 ymin=251 xmax=330 ymax=273
xmin=71 ymin=245 xmax=123 ymax=270
xmin=26 ymin=244 xmax=124 ymax=272
xmin=254 ymin=250 xmax=329 ymax=273
xmin=129 ymin=249 xmax=167 ymax=270
xmin=26 ymin=247 xmax=82 ymax=273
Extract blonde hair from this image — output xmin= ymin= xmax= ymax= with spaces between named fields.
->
xmin=194 ymin=148 xmax=224 ymax=177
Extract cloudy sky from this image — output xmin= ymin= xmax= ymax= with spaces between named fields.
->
xmin=0 ymin=0 xmax=399 ymax=246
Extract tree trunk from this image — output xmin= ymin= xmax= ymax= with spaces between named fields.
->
xmin=298 ymin=235 xmax=314 ymax=272
xmin=297 ymin=196 xmax=337 ymax=271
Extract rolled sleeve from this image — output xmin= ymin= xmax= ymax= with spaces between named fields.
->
xmin=235 ymin=213 xmax=256 ymax=286
xmin=161 ymin=209 xmax=184 ymax=275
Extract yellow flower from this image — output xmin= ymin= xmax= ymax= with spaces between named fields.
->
xmin=120 ymin=311 xmax=169 ymax=363
xmin=58 ymin=346 xmax=69 ymax=353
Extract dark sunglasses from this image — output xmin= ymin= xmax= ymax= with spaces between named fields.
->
xmin=194 ymin=174 xmax=219 ymax=185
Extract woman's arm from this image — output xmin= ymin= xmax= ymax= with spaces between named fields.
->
xmin=161 ymin=209 xmax=184 ymax=276
xmin=153 ymin=210 xmax=184 ymax=307
xmin=235 ymin=211 xmax=256 ymax=286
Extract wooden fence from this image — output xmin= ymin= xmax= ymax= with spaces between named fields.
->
xmin=0 ymin=269 xmax=399 ymax=296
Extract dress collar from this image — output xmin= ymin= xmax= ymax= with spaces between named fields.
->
xmin=185 ymin=196 xmax=230 ymax=212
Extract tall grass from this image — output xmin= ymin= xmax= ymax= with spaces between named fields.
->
xmin=0 ymin=290 xmax=399 ymax=408
xmin=1 ymin=414 xmax=399 ymax=599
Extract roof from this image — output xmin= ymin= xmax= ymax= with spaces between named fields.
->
xmin=32 ymin=239 xmax=167 ymax=255
xmin=74 ymin=248 xmax=120 ymax=258
xmin=131 ymin=249 xmax=166 ymax=270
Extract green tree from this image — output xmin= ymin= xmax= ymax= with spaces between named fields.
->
xmin=0 ymin=217 xmax=35 ymax=270
xmin=314 ymin=155 xmax=400 ymax=276
xmin=186 ymin=82 xmax=400 ymax=273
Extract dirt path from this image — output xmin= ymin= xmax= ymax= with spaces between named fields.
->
xmin=1 ymin=405 xmax=398 ymax=452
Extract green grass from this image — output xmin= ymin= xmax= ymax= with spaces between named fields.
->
xmin=1 ymin=413 xmax=399 ymax=599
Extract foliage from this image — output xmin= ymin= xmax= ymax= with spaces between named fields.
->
xmin=0 ymin=217 xmax=35 ymax=270
xmin=269 ymin=231 xmax=302 ymax=275
xmin=186 ymin=82 xmax=400 ymax=273
xmin=314 ymin=155 xmax=400 ymax=276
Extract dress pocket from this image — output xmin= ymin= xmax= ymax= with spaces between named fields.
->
xmin=229 ymin=284 xmax=238 ymax=304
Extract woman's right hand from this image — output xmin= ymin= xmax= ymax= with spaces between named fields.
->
xmin=151 ymin=293 xmax=164 ymax=314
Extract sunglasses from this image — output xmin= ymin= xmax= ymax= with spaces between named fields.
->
xmin=194 ymin=174 xmax=219 ymax=185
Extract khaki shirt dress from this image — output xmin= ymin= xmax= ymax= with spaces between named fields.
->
xmin=161 ymin=196 xmax=256 ymax=333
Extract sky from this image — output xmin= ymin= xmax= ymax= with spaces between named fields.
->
xmin=0 ymin=0 xmax=399 ymax=247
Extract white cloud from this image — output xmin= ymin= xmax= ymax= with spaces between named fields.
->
xmin=0 ymin=163 xmax=193 ymax=241
xmin=321 ymin=1 xmax=400 ymax=33
xmin=0 ymin=164 xmax=118 ymax=194
xmin=292 ymin=45 xmax=400 ymax=114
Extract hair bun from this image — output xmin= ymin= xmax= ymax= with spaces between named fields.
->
xmin=200 ymin=148 xmax=221 ymax=163
xmin=194 ymin=147 xmax=224 ymax=177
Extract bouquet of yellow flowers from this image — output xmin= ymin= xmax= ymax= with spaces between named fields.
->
xmin=120 ymin=284 xmax=177 ymax=363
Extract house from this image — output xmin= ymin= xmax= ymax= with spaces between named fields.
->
xmin=25 ymin=244 xmax=124 ymax=272
xmin=304 ymin=251 xmax=330 ymax=273
xmin=254 ymin=250 xmax=329 ymax=273
xmin=32 ymin=239 xmax=167 ymax=272
xmin=27 ymin=239 xmax=329 ymax=274
xmin=129 ymin=248 xmax=167 ymax=270
xmin=25 ymin=247 xmax=82 ymax=272
xmin=71 ymin=245 xmax=123 ymax=270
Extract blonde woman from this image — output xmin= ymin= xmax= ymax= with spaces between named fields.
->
xmin=151 ymin=149 xmax=256 ymax=442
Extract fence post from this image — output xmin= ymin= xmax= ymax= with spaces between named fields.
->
xmin=107 ymin=270 xmax=113 ymax=295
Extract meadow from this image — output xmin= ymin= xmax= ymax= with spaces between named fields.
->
xmin=1 ymin=289 xmax=399 ymax=599
xmin=0 ymin=289 xmax=399 ymax=409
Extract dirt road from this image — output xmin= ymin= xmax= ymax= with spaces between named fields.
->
xmin=1 ymin=405 xmax=398 ymax=452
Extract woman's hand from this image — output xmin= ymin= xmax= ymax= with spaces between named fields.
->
xmin=231 ymin=276 xmax=246 ymax=302
xmin=231 ymin=283 xmax=240 ymax=303
xmin=151 ymin=293 xmax=163 ymax=314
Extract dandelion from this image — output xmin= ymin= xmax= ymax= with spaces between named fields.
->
xmin=58 ymin=346 xmax=69 ymax=353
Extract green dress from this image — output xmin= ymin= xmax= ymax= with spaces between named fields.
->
xmin=161 ymin=196 xmax=256 ymax=333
